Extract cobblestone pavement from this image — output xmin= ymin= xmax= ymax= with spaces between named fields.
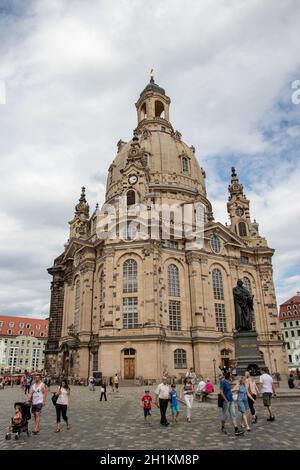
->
xmin=0 ymin=385 xmax=299 ymax=450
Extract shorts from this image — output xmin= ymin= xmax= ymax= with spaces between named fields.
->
xmin=237 ymin=399 xmax=249 ymax=413
xmin=32 ymin=403 xmax=43 ymax=414
xmin=263 ymin=393 xmax=272 ymax=406
xmin=143 ymin=408 xmax=151 ymax=417
xmin=222 ymin=401 xmax=236 ymax=421
xmin=171 ymin=403 xmax=180 ymax=414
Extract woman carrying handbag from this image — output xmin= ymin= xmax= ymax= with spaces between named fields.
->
xmin=54 ymin=379 xmax=71 ymax=432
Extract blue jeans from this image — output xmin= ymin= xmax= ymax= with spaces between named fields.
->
xmin=222 ymin=401 xmax=236 ymax=422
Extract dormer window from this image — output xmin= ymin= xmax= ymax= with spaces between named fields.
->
xmin=238 ymin=221 xmax=247 ymax=237
xmin=182 ymin=156 xmax=190 ymax=174
xmin=127 ymin=190 xmax=136 ymax=207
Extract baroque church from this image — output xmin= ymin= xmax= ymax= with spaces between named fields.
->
xmin=45 ymin=77 xmax=287 ymax=381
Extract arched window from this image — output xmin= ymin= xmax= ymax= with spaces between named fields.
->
xmin=140 ymin=102 xmax=147 ymax=119
xmin=168 ymin=264 xmax=180 ymax=297
xmin=155 ymin=100 xmax=165 ymax=118
xmin=182 ymin=156 xmax=189 ymax=174
xmin=127 ymin=190 xmax=136 ymax=207
xmin=239 ymin=222 xmax=247 ymax=237
xmin=212 ymin=268 xmax=224 ymax=300
xmin=74 ymin=279 xmax=81 ymax=330
xmin=211 ymin=235 xmax=221 ymax=254
xmin=123 ymin=259 xmax=138 ymax=293
xmin=174 ymin=349 xmax=187 ymax=369
xmin=124 ymin=348 xmax=136 ymax=356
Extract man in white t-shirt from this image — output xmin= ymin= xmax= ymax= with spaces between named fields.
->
xmin=185 ymin=368 xmax=197 ymax=385
xmin=259 ymin=367 xmax=276 ymax=421
xmin=155 ymin=377 xmax=170 ymax=426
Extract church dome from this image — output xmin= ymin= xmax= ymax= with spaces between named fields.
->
xmin=105 ymin=78 xmax=207 ymax=202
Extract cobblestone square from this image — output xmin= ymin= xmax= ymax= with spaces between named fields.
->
xmin=0 ymin=385 xmax=299 ymax=450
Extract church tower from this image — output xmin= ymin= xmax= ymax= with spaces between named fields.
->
xmin=45 ymin=77 xmax=287 ymax=381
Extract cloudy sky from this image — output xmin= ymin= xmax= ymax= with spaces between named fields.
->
xmin=0 ymin=0 xmax=299 ymax=318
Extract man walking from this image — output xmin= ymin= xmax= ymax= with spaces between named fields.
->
xmin=155 ymin=377 xmax=170 ymax=426
xmin=258 ymin=367 xmax=276 ymax=421
xmin=28 ymin=373 xmax=47 ymax=434
xmin=219 ymin=372 xmax=244 ymax=436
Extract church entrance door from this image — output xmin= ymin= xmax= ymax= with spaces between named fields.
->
xmin=124 ymin=358 xmax=135 ymax=379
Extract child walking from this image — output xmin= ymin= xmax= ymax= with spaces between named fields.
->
xmin=169 ymin=384 xmax=180 ymax=423
xmin=141 ymin=389 xmax=152 ymax=425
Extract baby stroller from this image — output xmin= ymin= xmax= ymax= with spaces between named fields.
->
xmin=5 ymin=402 xmax=31 ymax=441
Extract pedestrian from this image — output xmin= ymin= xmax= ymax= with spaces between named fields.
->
xmin=99 ymin=381 xmax=107 ymax=401
xmin=88 ymin=376 xmax=95 ymax=391
xmin=24 ymin=374 xmax=32 ymax=395
xmin=114 ymin=373 xmax=119 ymax=391
xmin=219 ymin=371 xmax=244 ymax=436
xmin=232 ymin=377 xmax=254 ymax=432
xmin=202 ymin=379 xmax=214 ymax=401
xmin=185 ymin=367 xmax=197 ymax=385
xmin=141 ymin=389 xmax=152 ymax=425
xmin=109 ymin=376 xmax=114 ymax=392
xmin=245 ymin=371 xmax=259 ymax=423
xmin=258 ymin=367 xmax=276 ymax=421
xmin=182 ymin=377 xmax=194 ymax=422
xmin=196 ymin=377 xmax=206 ymax=402
xmin=54 ymin=379 xmax=71 ymax=432
xmin=169 ymin=384 xmax=180 ymax=423
xmin=288 ymin=373 xmax=295 ymax=389
xmin=155 ymin=377 xmax=170 ymax=426
xmin=28 ymin=373 xmax=47 ymax=434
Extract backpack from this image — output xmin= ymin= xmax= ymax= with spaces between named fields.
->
xmin=217 ymin=393 xmax=225 ymax=408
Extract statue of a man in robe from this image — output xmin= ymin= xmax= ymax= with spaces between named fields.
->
xmin=233 ymin=279 xmax=254 ymax=331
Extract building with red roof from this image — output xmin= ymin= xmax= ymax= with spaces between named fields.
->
xmin=0 ymin=315 xmax=48 ymax=374
xmin=279 ymin=293 xmax=300 ymax=370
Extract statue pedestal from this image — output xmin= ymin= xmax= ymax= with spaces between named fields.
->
xmin=234 ymin=331 xmax=266 ymax=375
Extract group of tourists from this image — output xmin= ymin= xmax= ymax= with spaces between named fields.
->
xmin=141 ymin=370 xmax=215 ymax=427
xmin=219 ymin=367 xmax=276 ymax=436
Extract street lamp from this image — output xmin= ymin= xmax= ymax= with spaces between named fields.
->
xmin=213 ymin=358 xmax=217 ymax=384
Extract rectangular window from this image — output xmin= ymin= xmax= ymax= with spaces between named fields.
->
xmin=163 ymin=240 xmax=179 ymax=249
xmin=93 ymin=351 xmax=98 ymax=371
xmin=286 ymin=342 xmax=290 ymax=349
xmin=288 ymin=355 xmax=292 ymax=363
xmin=297 ymin=330 xmax=300 ymax=336
xmin=285 ymin=331 xmax=289 ymax=338
xmin=174 ymin=350 xmax=187 ymax=369
xmin=291 ymin=331 xmax=295 ymax=337
xmin=169 ymin=300 xmax=181 ymax=331
xmin=123 ymin=297 xmax=138 ymax=329
xmin=215 ymin=303 xmax=227 ymax=332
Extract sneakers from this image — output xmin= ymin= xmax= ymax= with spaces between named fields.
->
xmin=235 ymin=428 xmax=245 ymax=436
xmin=221 ymin=427 xmax=227 ymax=435
xmin=252 ymin=416 xmax=258 ymax=424
xmin=267 ymin=416 xmax=275 ymax=422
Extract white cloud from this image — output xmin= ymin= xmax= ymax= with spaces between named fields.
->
xmin=0 ymin=0 xmax=300 ymax=316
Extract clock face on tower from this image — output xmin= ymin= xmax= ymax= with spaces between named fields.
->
xmin=236 ymin=207 xmax=244 ymax=217
xmin=128 ymin=174 xmax=138 ymax=185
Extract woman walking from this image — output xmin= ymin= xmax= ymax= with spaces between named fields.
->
xmin=54 ymin=379 xmax=71 ymax=432
xmin=182 ymin=377 xmax=194 ymax=422
xmin=232 ymin=377 xmax=254 ymax=432
xmin=245 ymin=371 xmax=259 ymax=423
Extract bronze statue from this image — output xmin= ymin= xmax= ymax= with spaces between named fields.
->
xmin=233 ymin=279 xmax=254 ymax=331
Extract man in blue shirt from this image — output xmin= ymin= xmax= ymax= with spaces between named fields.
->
xmin=219 ymin=372 xmax=244 ymax=436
